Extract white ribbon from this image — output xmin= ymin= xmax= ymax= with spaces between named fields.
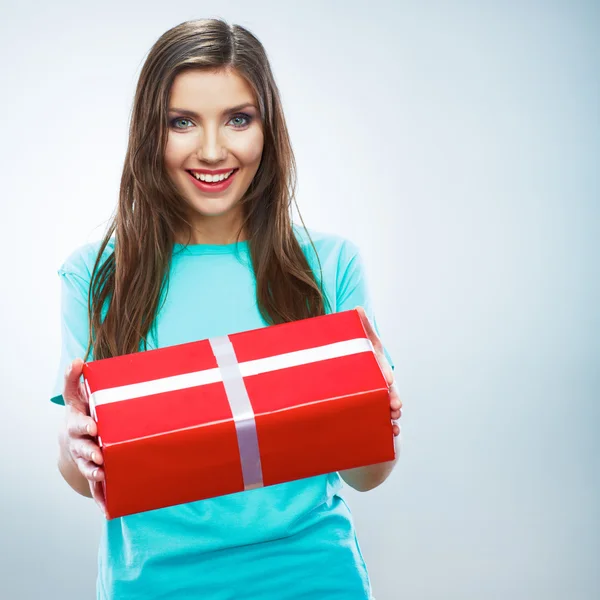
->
xmin=87 ymin=336 xmax=374 ymax=485
xmin=208 ymin=335 xmax=264 ymax=490
xmin=89 ymin=337 xmax=373 ymax=408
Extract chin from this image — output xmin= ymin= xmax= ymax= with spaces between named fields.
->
xmin=185 ymin=198 xmax=240 ymax=218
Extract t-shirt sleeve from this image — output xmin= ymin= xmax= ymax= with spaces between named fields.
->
xmin=335 ymin=240 xmax=395 ymax=371
xmin=50 ymin=266 xmax=92 ymax=406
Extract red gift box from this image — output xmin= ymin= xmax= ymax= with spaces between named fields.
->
xmin=82 ymin=308 xmax=395 ymax=519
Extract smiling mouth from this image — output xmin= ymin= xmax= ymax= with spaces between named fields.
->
xmin=186 ymin=169 xmax=239 ymax=184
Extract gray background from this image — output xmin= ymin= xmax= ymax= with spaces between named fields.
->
xmin=1 ymin=0 xmax=598 ymax=598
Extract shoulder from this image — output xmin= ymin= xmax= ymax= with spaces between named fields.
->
xmin=292 ymin=223 xmax=360 ymax=268
xmin=292 ymin=225 xmax=371 ymax=309
xmin=58 ymin=237 xmax=115 ymax=281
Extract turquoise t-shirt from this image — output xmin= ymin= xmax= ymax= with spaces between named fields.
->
xmin=50 ymin=224 xmax=395 ymax=600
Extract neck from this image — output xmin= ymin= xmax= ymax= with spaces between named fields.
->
xmin=174 ymin=215 xmax=247 ymax=246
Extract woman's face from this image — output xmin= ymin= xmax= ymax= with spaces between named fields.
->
xmin=164 ymin=68 xmax=264 ymax=235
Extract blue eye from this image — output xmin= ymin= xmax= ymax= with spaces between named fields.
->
xmin=230 ymin=113 xmax=253 ymax=129
xmin=169 ymin=113 xmax=254 ymax=131
xmin=170 ymin=117 xmax=192 ymax=129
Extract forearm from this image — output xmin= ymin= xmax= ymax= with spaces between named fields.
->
xmin=339 ymin=456 xmax=398 ymax=492
xmin=339 ymin=435 xmax=400 ymax=492
xmin=57 ymin=431 xmax=93 ymax=498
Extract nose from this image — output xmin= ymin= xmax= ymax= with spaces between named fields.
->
xmin=195 ymin=122 xmax=227 ymax=163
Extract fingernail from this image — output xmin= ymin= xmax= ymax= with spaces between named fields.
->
xmin=92 ymin=468 xmax=99 ymax=479
xmin=87 ymin=424 xmax=92 ymax=435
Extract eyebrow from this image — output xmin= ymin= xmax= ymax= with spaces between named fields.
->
xmin=167 ymin=103 xmax=257 ymax=118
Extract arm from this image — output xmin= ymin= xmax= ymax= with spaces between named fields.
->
xmin=56 ymin=358 xmax=107 ymax=512
xmin=58 ymin=429 xmax=93 ymax=498
xmin=338 ymin=309 xmax=402 ymax=492
xmin=50 ymin=253 xmax=107 ymax=510
xmin=339 ymin=453 xmax=399 ymax=492
xmin=50 ymin=256 xmax=103 ymax=502
xmin=331 ymin=241 xmax=403 ymax=492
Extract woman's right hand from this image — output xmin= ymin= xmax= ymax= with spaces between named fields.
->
xmin=62 ymin=357 xmax=106 ymax=515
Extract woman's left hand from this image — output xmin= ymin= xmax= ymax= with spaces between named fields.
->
xmin=356 ymin=306 xmax=402 ymax=437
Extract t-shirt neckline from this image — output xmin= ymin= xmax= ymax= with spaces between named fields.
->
xmin=172 ymin=240 xmax=250 ymax=256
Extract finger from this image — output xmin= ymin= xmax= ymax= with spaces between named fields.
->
xmin=89 ymin=480 xmax=108 ymax=517
xmin=72 ymin=440 xmax=103 ymax=465
xmin=355 ymin=306 xmax=383 ymax=352
xmin=71 ymin=440 xmax=104 ymax=466
xmin=75 ymin=456 xmax=105 ymax=482
xmin=389 ymin=383 xmax=402 ymax=410
xmin=63 ymin=358 xmax=86 ymax=409
xmin=355 ymin=306 xmax=375 ymax=338
xmin=391 ymin=408 xmax=401 ymax=420
xmin=381 ymin=363 xmax=394 ymax=387
xmin=356 ymin=307 xmax=394 ymax=385
xmin=75 ymin=458 xmax=104 ymax=484
xmin=78 ymin=379 xmax=90 ymax=402
xmin=359 ymin=311 xmax=393 ymax=383
xmin=66 ymin=411 xmax=98 ymax=438
xmin=392 ymin=424 xmax=401 ymax=459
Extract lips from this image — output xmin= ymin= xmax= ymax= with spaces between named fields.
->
xmin=187 ymin=168 xmax=239 ymax=182
xmin=185 ymin=168 xmax=239 ymax=193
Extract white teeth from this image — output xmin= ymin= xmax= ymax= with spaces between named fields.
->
xmin=191 ymin=169 xmax=235 ymax=182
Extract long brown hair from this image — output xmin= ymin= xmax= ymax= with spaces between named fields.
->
xmin=85 ymin=18 xmax=330 ymax=362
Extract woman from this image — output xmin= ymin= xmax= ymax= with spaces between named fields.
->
xmin=51 ymin=18 xmax=402 ymax=600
